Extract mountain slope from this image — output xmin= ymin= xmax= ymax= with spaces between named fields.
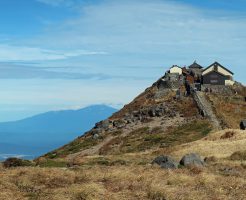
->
xmin=1 ymin=75 xmax=246 ymax=200
xmin=41 ymin=79 xmax=207 ymax=160
xmin=0 ymin=105 xmax=117 ymax=159
xmin=42 ymin=77 xmax=246 ymax=162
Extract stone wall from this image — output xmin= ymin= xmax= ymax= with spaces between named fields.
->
xmin=201 ymin=85 xmax=234 ymax=95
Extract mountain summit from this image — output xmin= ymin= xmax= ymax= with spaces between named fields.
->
xmin=41 ymin=62 xmax=246 ymax=161
xmin=2 ymin=63 xmax=246 ymax=200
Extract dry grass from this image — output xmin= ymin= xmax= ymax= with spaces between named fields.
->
xmin=169 ymin=129 xmax=246 ymax=159
xmin=1 ymin=129 xmax=246 ymax=199
xmin=0 ymin=163 xmax=246 ymax=200
xmin=207 ymin=93 xmax=246 ymax=129
xmin=96 ymin=120 xmax=211 ymax=155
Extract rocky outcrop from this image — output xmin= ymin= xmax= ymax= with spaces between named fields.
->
xmin=152 ymin=155 xmax=178 ymax=169
xmin=180 ymin=153 xmax=204 ymax=167
xmin=88 ymin=103 xmax=178 ymax=138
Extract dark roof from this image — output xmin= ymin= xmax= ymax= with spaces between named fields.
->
xmin=188 ymin=61 xmax=203 ymax=69
xmin=170 ymin=65 xmax=182 ymax=69
xmin=203 ymin=62 xmax=234 ymax=75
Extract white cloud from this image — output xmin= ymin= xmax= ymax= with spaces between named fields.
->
xmin=0 ymin=45 xmax=107 ymax=61
xmin=36 ymin=0 xmax=76 ymax=7
xmin=31 ymin=1 xmax=246 ymax=57
xmin=1 ymin=0 xmax=246 ymax=121
xmin=25 ymin=0 xmax=246 ymax=83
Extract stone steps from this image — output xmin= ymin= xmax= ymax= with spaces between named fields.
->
xmin=193 ymin=91 xmax=221 ymax=130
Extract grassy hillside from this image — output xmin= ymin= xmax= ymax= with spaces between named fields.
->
xmin=207 ymin=93 xmax=246 ymax=129
xmin=1 ymin=79 xmax=245 ymax=199
xmin=1 ymin=129 xmax=246 ymax=200
xmin=41 ymin=82 xmax=203 ymax=160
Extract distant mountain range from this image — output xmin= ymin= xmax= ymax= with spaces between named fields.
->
xmin=0 ymin=105 xmax=117 ymax=160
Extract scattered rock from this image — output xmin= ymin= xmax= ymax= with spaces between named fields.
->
xmin=219 ymin=166 xmax=241 ymax=176
xmin=180 ymin=153 xmax=204 ymax=167
xmin=204 ymin=156 xmax=218 ymax=163
xmin=220 ymin=131 xmax=235 ymax=139
xmin=152 ymin=155 xmax=178 ymax=169
xmin=240 ymin=120 xmax=246 ymax=130
xmin=90 ymin=128 xmax=102 ymax=137
xmin=95 ymin=120 xmax=111 ymax=129
xmin=3 ymin=157 xmax=33 ymax=168
xmin=113 ymin=119 xmax=126 ymax=128
xmin=93 ymin=134 xmax=99 ymax=139
xmin=148 ymin=108 xmax=156 ymax=117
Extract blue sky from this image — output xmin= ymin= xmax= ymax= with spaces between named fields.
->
xmin=0 ymin=0 xmax=246 ymax=122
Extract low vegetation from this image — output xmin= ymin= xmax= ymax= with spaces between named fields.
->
xmin=44 ymin=136 xmax=102 ymax=159
xmin=1 ymin=83 xmax=245 ymax=199
xmin=3 ymin=158 xmax=34 ymax=168
xmin=0 ymin=129 xmax=246 ymax=199
xmin=99 ymin=120 xmax=211 ymax=155
xmin=207 ymin=93 xmax=246 ymax=129
xmin=230 ymin=150 xmax=246 ymax=161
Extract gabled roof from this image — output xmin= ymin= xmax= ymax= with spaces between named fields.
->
xmin=170 ymin=65 xmax=182 ymax=69
xmin=188 ymin=61 xmax=203 ymax=69
xmin=203 ymin=62 xmax=234 ymax=75
xmin=202 ymin=69 xmax=229 ymax=77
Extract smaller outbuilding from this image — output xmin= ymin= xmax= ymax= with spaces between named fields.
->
xmin=240 ymin=120 xmax=246 ymax=130
xmin=169 ymin=65 xmax=182 ymax=75
xmin=188 ymin=61 xmax=203 ymax=79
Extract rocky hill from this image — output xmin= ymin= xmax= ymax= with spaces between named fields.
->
xmin=1 ymin=70 xmax=246 ymax=200
xmin=39 ymin=73 xmax=246 ymax=164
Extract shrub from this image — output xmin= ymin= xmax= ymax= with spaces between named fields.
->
xmin=230 ymin=151 xmax=246 ymax=161
xmin=147 ymin=186 xmax=167 ymax=200
xmin=38 ymin=159 xmax=68 ymax=168
xmin=110 ymin=159 xmax=128 ymax=166
xmin=220 ymin=131 xmax=235 ymax=139
xmin=3 ymin=158 xmax=34 ymax=168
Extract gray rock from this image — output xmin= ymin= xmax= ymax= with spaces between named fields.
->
xmin=180 ymin=153 xmax=204 ymax=167
xmin=95 ymin=120 xmax=110 ymax=129
xmin=148 ymin=108 xmax=156 ymax=117
xmin=113 ymin=119 xmax=126 ymax=128
xmin=90 ymin=128 xmax=102 ymax=136
xmin=92 ymin=134 xmax=99 ymax=139
xmin=152 ymin=155 xmax=178 ymax=169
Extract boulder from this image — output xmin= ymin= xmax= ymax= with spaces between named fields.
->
xmin=113 ymin=119 xmax=126 ymax=128
xmin=95 ymin=120 xmax=110 ymax=129
xmin=152 ymin=155 xmax=178 ymax=169
xmin=204 ymin=156 xmax=217 ymax=163
xmin=148 ymin=108 xmax=156 ymax=117
xmin=90 ymin=128 xmax=102 ymax=136
xmin=92 ymin=133 xmax=99 ymax=139
xmin=180 ymin=153 xmax=204 ymax=167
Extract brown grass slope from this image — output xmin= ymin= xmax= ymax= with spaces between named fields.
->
xmin=41 ymin=80 xmax=203 ymax=161
xmin=40 ymin=81 xmax=246 ymax=162
xmin=1 ymin=81 xmax=246 ymax=199
xmin=1 ymin=129 xmax=246 ymax=200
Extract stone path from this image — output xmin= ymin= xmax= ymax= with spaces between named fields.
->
xmin=193 ymin=91 xmax=221 ymax=130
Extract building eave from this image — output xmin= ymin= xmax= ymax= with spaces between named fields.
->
xmin=203 ymin=62 xmax=234 ymax=75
